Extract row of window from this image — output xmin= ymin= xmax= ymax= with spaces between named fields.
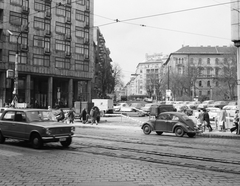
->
xmin=7 ymin=51 xmax=89 ymax=71
xmin=189 ymin=57 xmax=228 ymax=65
xmin=198 ymin=80 xmax=219 ymax=87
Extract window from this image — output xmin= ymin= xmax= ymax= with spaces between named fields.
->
xmin=207 ymin=67 xmax=211 ymax=76
xmin=66 ymin=7 xmax=71 ymax=20
xmin=56 ymin=4 xmax=65 ymax=17
xmin=199 ymin=81 xmax=202 ymax=87
xmin=207 ymin=91 xmax=210 ymax=95
xmin=76 ymin=27 xmax=84 ymax=38
xmin=207 ymin=81 xmax=210 ymax=87
xmin=215 ymin=58 xmax=219 ymax=65
xmin=76 ymin=61 xmax=89 ymax=71
xmin=198 ymin=58 xmax=202 ymax=65
xmin=10 ymin=0 xmax=22 ymax=6
xmin=9 ymin=12 xmax=21 ymax=26
xmin=207 ymin=58 xmax=210 ymax=65
xmin=76 ymin=43 xmax=84 ymax=54
xmin=66 ymin=41 xmax=71 ymax=53
xmin=33 ymin=54 xmax=49 ymax=66
xmin=34 ymin=17 xmax=45 ymax=30
xmin=215 ymin=68 xmax=219 ymax=76
xmin=55 ymin=57 xmax=70 ymax=69
xmin=66 ymin=24 xmax=71 ymax=36
xmin=76 ymin=0 xmax=85 ymax=5
xmin=216 ymin=81 xmax=219 ymax=87
xmin=33 ymin=35 xmax=44 ymax=48
xmin=56 ymin=40 xmax=65 ymax=51
xmin=9 ymin=32 xmax=28 ymax=46
xmin=2 ymin=111 xmax=15 ymax=121
xmin=86 ymin=0 xmax=90 ymax=9
xmin=9 ymin=51 xmax=27 ymax=64
xmin=56 ymin=22 xmax=65 ymax=34
xmin=34 ymin=0 xmax=45 ymax=12
xmin=44 ymin=37 xmax=50 ymax=50
xmin=76 ymin=10 xmax=85 ymax=21
xmin=45 ymin=19 xmax=51 ymax=32
xmin=190 ymin=58 xmax=194 ymax=65
xmin=224 ymin=58 xmax=228 ymax=65
xmin=84 ymin=45 xmax=89 ymax=58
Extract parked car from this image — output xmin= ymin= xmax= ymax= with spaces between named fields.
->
xmin=177 ymin=105 xmax=193 ymax=116
xmin=140 ymin=103 xmax=158 ymax=113
xmin=0 ymin=109 xmax=75 ymax=149
xmin=186 ymin=101 xmax=200 ymax=110
xmin=197 ymin=100 xmax=215 ymax=109
xmin=206 ymin=107 xmax=221 ymax=121
xmin=208 ymin=101 xmax=228 ymax=109
xmin=141 ymin=112 xmax=199 ymax=137
xmin=149 ymin=104 xmax=176 ymax=117
xmin=223 ymin=105 xmax=238 ymax=118
xmin=130 ymin=102 xmax=145 ymax=110
xmin=113 ymin=103 xmax=134 ymax=112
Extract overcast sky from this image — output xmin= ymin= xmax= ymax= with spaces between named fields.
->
xmin=94 ymin=0 xmax=232 ymax=84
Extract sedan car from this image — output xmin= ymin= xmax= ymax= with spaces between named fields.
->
xmin=0 ymin=109 xmax=75 ymax=149
xmin=114 ymin=103 xmax=134 ymax=112
xmin=141 ymin=112 xmax=199 ymax=137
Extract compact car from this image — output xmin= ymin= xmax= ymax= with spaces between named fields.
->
xmin=141 ymin=112 xmax=199 ymax=137
xmin=0 ymin=109 xmax=75 ymax=149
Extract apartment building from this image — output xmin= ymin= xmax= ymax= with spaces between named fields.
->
xmin=0 ymin=0 xmax=94 ymax=108
xmin=166 ymin=45 xmax=237 ymax=100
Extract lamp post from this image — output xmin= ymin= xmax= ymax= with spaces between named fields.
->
xmin=7 ymin=30 xmax=22 ymax=107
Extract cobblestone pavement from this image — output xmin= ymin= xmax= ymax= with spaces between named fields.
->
xmin=1 ymin=116 xmax=240 ymax=186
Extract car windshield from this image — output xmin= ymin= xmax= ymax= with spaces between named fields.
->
xmin=26 ymin=111 xmax=57 ymax=122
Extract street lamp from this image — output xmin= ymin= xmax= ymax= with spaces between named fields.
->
xmin=7 ymin=29 xmax=22 ymax=107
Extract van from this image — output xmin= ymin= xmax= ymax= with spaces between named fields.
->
xmin=149 ymin=104 xmax=176 ymax=118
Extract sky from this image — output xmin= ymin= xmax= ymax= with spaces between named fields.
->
xmin=93 ymin=0 xmax=232 ymax=85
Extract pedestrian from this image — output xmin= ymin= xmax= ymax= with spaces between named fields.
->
xmin=90 ymin=107 xmax=98 ymax=125
xmin=197 ymin=109 xmax=204 ymax=130
xmin=56 ymin=108 xmax=65 ymax=122
xmin=203 ymin=108 xmax=213 ymax=132
xmin=67 ymin=107 xmax=75 ymax=124
xmin=218 ymin=108 xmax=227 ymax=132
xmin=230 ymin=110 xmax=239 ymax=134
xmin=81 ymin=108 xmax=87 ymax=124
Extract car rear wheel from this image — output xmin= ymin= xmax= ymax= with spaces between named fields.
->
xmin=187 ymin=133 xmax=196 ymax=138
xmin=31 ymin=134 xmax=43 ymax=149
xmin=142 ymin=124 xmax=152 ymax=135
xmin=156 ymin=131 xmax=163 ymax=135
xmin=175 ymin=127 xmax=185 ymax=137
xmin=60 ymin=137 xmax=72 ymax=148
xmin=0 ymin=131 xmax=5 ymax=144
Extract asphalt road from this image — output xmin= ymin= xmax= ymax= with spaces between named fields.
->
xmin=1 ymin=116 xmax=240 ymax=186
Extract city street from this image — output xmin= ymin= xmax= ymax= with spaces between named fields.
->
xmin=1 ymin=116 xmax=240 ymax=186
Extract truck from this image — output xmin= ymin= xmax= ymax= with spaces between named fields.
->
xmin=92 ymin=99 xmax=114 ymax=114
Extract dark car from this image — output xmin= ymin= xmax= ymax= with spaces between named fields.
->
xmin=0 ymin=109 xmax=75 ymax=149
xmin=141 ymin=112 xmax=199 ymax=137
xmin=149 ymin=104 xmax=176 ymax=117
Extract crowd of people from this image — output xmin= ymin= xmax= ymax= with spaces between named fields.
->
xmin=196 ymin=108 xmax=239 ymax=134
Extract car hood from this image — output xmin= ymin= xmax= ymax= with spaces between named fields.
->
xmin=31 ymin=121 xmax=71 ymax=128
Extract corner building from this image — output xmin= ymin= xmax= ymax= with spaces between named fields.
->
xmin=0 ymin=0 xmax=94 ymax=108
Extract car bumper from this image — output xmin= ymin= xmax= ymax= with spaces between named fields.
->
xmin=42 ymin=134 xmax=73 ymax=142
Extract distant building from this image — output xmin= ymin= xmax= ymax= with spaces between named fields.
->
xmin=165 ymin=45 xmax=237 ymax=100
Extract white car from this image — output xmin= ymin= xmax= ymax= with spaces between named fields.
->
xmin=223 ymin=105 xmax=238 ymax=118
xmin=113 ymin=103 xmax=133 ymax=112
xmin=197 ymin=100 xmax=215 ymax=109
xmin=206 ymin=107 xmax=221 ymax=121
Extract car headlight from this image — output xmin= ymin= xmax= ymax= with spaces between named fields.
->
xmin=46 ymin=128 xmax=51 ymax=135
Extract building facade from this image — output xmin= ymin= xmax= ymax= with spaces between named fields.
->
xmin=0 ymin=0 xmax=94 ymax=108
xmin=166 ymin=45 xmax=237 ymax=100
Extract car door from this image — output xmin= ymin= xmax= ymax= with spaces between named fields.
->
xmin=166 ymin=114 xmax=179 ymax=132
xmin=13 ymin=111 xmax=28 ymax=139
xmin=155 ymin=113 xmax=169 ymax=131
xmin=0 ymin=111 xmax=15 ymax=137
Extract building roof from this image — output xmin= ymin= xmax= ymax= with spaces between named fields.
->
xmin=173 ymin=45 xmax=234 ymax=55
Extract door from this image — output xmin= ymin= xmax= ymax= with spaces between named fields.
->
xmin=0 ymin=111 xmax=15 ymax=137
xmin=155 ymin=113 xmax=170 ymax=131
xmin=13 ymin=111 xmax=28 ymax=139
xmin=166 ymin=114 xmax=179 ymax=132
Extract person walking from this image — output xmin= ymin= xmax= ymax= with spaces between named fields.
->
xmin=203 ymin=108 xmax=213 ymax=132
xmin=90 ymin=107 xmax=98 ymax=125
xmin=230 ymin=110 xmax=239 ymax=134
xmin=56 ymin=108 xmax=65 ymax=122
xmin=67 ymin=107 xmax=75 ymax=124
xmin=197 ymin=109 xmax=204 ymax=130
xmin=218 ymin=108 xmax=227 ymax=132
xmin=81 ymin=108 xmax=87 ymax=124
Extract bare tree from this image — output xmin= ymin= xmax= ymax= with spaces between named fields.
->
xmin=112 ymin=63 xmax=124 ymax=90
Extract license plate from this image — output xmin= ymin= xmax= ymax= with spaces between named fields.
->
xmin=60 ymin=138 xmax=66 ymax=142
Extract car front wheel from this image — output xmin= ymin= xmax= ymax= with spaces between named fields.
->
xmin=0 ymin=131 xmax=5 ymax=144
xmin=175 ymin=127 xmax=185 ymax=137
xmin=31 ymin=134 xmax=43 ymax=149
xmin=60 ymin=137 xmax=72 ymax=148
xmin=142 ymin=124 xmax=152 ymax=135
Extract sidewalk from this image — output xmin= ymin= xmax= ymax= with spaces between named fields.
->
xmin=72 ymin=116 xmax=240 ymax=139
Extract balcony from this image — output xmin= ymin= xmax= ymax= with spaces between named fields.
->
xmin=44 ymin=11 xmax=51 ymax=20
xmin=84 ymin=22 xmax=89 ymax=29
xmin=65 ymin=17 xmax=71 ymax=24
xmin=20 ymin=44 xmax=28 ymax=52
xmin=44 ymin=30 xmax=51 ymax=37
xmin=21 ymin=6 xmax=29 ymax=15
xmin=65 ymin=51 xmax=71 ymax=58
xmin=84 ymin=38 xmax=89 ymax=45
xmin=65 ymin=34 xmax=71 ymax=41
xmin=44 ymin=48 xmax=51 ymax=55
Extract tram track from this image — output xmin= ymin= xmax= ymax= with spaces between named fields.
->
xmin=70 ymin=135 xmax=240 ymax=175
